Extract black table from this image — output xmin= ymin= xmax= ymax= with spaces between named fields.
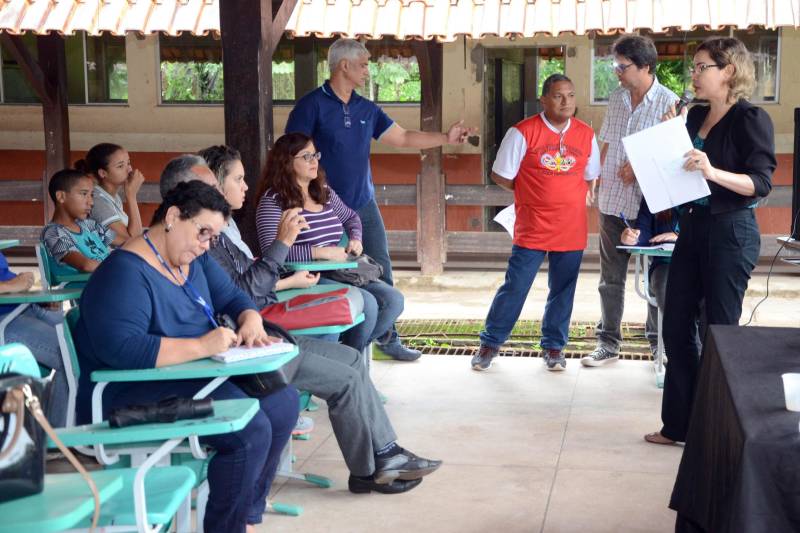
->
xmin=670 ymin=325 xmax=800 ymax=533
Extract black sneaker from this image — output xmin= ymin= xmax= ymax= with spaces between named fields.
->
xmin=542 ymin=349 xmax=566 ymax=371
xmin=580 ymin=346 xmax=620 ymax=367
xmin=471 ymin=345 xmax=498 ymax=371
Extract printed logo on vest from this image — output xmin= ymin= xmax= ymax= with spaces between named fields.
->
xmin=540 ymin=151 xmax=576 ymax=172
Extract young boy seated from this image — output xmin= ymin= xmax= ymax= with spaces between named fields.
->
xmin=41 ymin=169 xmax=115 ymax=275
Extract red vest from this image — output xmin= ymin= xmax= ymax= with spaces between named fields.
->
xmin=512 ymin=115 xmax=594 ymax=251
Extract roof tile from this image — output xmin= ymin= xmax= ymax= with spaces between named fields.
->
xmin=0 ymin=0 xmax=798 ymax=39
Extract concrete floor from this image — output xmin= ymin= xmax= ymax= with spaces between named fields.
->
xmin=258 ymin=269 xmax=798 ymax=533
xmin=396 ymin=269 xmax=800 ymax=327
xmin=263 ymin=358 xmax=682 ymax=533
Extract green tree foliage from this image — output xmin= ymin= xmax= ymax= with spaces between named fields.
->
xmin=160 ymin=60 xmax=296 ymax=102
xmin=369 ymin=60 xmax=420 ymax=102
xmin=108 ymin=63 xmax=128 ymax=101
xmin=161 ymin=62 xmax=224 ymax=102
xmin=592 ymin=56 xmax=618 ymax=101
xmin=656 ymin=60 xmax=689 ymax=96
xmin=536 ymin=58 xmax=566 ymax=97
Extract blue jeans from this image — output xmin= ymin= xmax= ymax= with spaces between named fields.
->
xmin=94 ymin=380 xmax=298 ymax=532
xmin=1 ymin=304 xmax=68 ymax=427
xmin=480 ymin=246 xmax=583 ymax=351
xmin=357 ymin=199 xmax=394 ymax=286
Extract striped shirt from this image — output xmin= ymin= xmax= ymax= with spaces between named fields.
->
xmin=255 ymin=186 xmax=363 ymax=262
xmin=598 ymin=77 xmax=677 ymax=219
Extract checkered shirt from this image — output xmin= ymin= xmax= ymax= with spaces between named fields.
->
xmin=598 ymin=77 xmax=678 ymax=218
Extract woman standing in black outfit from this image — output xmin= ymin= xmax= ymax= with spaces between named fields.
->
xmin=645 ymin=37 xmax=776 ymax=445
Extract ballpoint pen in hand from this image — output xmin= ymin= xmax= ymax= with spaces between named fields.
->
xmin=620 ymin=212 xmax=633 ymax=229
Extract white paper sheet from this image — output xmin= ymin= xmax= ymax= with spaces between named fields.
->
xmin=622 ymin=117 xmax=711 ymax=213
xmin=212 ymin=342 xmax=295 ymax=363
xmin=493 ymin=204 xmax=516 ymax=238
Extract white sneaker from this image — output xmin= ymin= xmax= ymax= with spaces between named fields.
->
xmin=580 ymin=346 xmax=619 ymax=367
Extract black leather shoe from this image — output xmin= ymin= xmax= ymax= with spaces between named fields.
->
xmin=348 ymin=475 xmax=423 ymax=494
xmin=374 ymin=448 xmax=442 ymax=484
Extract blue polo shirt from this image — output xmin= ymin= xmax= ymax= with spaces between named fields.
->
xmin=285 ymin=81 xmax=394 ymax=211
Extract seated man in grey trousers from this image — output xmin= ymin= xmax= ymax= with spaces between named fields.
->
xmin=159 ymin=154 xmax=441 ymax=494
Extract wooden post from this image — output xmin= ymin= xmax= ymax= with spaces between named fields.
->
xmin=37 ymin=35 xmax=70 ymax=222
xmin=412 ymin=41 xmax=446 ymax=275
xmin=0 ymin=34 xmax=70 ymax=222
xmin=220 ymin=0 xmax=297 ymax=251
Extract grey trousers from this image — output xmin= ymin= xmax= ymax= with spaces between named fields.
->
xmin=291 ymin=336 xmax=397 ymax=477
xmin=596 ymin=213 xmax=659 ymax=352
xmin=645 ymin=262 xmax=669 ymax=348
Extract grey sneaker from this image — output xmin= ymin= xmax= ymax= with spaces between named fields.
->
xmin=471 ymin=345 xmax=498 ymax=371
xmin=542 ymin=349 xmax=566 ymax=371
xmin=580 ymin=346 xmax=619 ymax=367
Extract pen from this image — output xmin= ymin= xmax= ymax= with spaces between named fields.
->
xmin=619 ymin=212 xmax=632 ymax=230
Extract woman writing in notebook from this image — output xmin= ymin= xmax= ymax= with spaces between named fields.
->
xmin=73 ymin=180 xmax=298 ymax=533
xmin=645 ymin=37 xmax=775 ymax=446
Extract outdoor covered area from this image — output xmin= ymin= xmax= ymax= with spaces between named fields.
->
xmin=1 ymin=1 xmax=800 ymax=532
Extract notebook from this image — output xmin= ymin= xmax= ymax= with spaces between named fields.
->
xmin=211 ymin=342 xmax=296 ymax=364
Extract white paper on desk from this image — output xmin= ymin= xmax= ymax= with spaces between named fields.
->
xmin=212 ymin=342 xmax=295 ymax=363
xmin=616 ymin=243 xmax=675 ymax=252
xmin=622 ymin=117 xmax=710 ymax=213
xmin=493 ymin=204 xmax=516 ymax=238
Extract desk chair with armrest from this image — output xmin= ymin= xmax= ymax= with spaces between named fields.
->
xmin=0 ymin=343 xmax=259 ymax=533
xmin=56 ymin=308 xmax=302 ymax=526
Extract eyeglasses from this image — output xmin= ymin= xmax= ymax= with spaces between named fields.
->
xmin=342 ymin=104 xmax=351 ymax=129
xmin=613 ymin=62 xmax=635 ymax=74
xmin=688 ymin=63 xmax=722 ymax=75
xmin=294 ymin=152 xmax=322 ymax=163
xmin=192 ymin=220 xmax=219 ymax=246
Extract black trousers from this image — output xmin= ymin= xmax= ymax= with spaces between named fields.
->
xmin=660 ymin=206 xmax=760 ymax=442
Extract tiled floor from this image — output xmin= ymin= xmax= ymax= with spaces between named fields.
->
xmin=259 ymin=357 xmax=683 ymax=533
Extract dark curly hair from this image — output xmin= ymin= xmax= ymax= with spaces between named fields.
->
xmin=612 ymin=35 xmax=658 ymax=74
xmin=151 ymin=180 xmax=230 ymax=226
xmin=255 ymin=132 xmax=329 ymax=209
xmin=74 ymin=143 xmax=124 ymax=179
xmin=198 ymin=144 xmax=242 ymax=187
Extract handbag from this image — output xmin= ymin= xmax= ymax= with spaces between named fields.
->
xmin=321 ymin=254 xmax=383 ymax=287
xmin=0 ymin=373 xmax=101 ymax=530
xmin=219 ymin=314 xmax=299 ymax=398
xmin=259 ymin=287 xmax=353 ymax=330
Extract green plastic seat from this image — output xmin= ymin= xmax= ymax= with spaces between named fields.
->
xmin=0 ymin=239 xmax=20 ymax=251
xmin=85 ymin=466 xmax=197 ymax=527
xmin=283 ymin=259 xmax=357 ymax=272
xmin=0 ymin=470 xmax=125 ymax=533
xmin=52 ymin=399 xmax=260 ymax=448
xmin=275 ymin=281 xmax=353 ymax=302
xmin=0 ymin=342 xmax=41 ymax=377
xmin=36 ymin=242 xmax=90 ymax=290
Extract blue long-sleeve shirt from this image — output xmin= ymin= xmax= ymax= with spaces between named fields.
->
xmin=73 ymin=249 xmax=256 ymax=423
xmin=632 ymin=199 xmax=680 ymax=265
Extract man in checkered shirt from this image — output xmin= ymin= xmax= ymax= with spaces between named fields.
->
xmin=581 ymin=35 xmax=679 ymax=368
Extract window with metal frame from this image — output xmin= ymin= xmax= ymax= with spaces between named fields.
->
xmin=0 ymin=32 xmax=127 ymax=104
xmin=158 ymin=34 xmax=295 ymax=104
xmin=590 ymin=28 xmax=780 ymax=105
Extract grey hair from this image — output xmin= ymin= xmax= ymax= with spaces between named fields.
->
xmin=159 ymin=154 xmax=209 ymax=198
xmin=328 ymin=38 xmax=369 ymax=74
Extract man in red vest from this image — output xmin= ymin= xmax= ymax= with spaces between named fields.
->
xmin=472 ymin=74 xmax=600 ymax=372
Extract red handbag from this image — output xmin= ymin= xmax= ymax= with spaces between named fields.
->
xmin=259 ymin=287 xmax=354 ymax=330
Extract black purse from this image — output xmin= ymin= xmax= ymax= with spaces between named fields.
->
xmin=218 ymin=314 xmax=299 ymax=398
xmin=0 ymin=373 xmax=46 ymax=502
xmin=321 ymin=254 xmax=384 ymax=287
xmin=0 ymin=372 xmax=102 ymax=529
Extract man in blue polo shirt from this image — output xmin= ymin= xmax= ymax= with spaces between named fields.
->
xmin=286 ymin=38 xmax=474 ymax=361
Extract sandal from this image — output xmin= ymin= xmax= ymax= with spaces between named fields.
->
xmin=644 ymin=431 xmax=676 ymax=445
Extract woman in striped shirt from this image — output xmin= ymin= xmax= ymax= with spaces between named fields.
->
xmin=255 ymin=132 xmax=405 ymax=353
